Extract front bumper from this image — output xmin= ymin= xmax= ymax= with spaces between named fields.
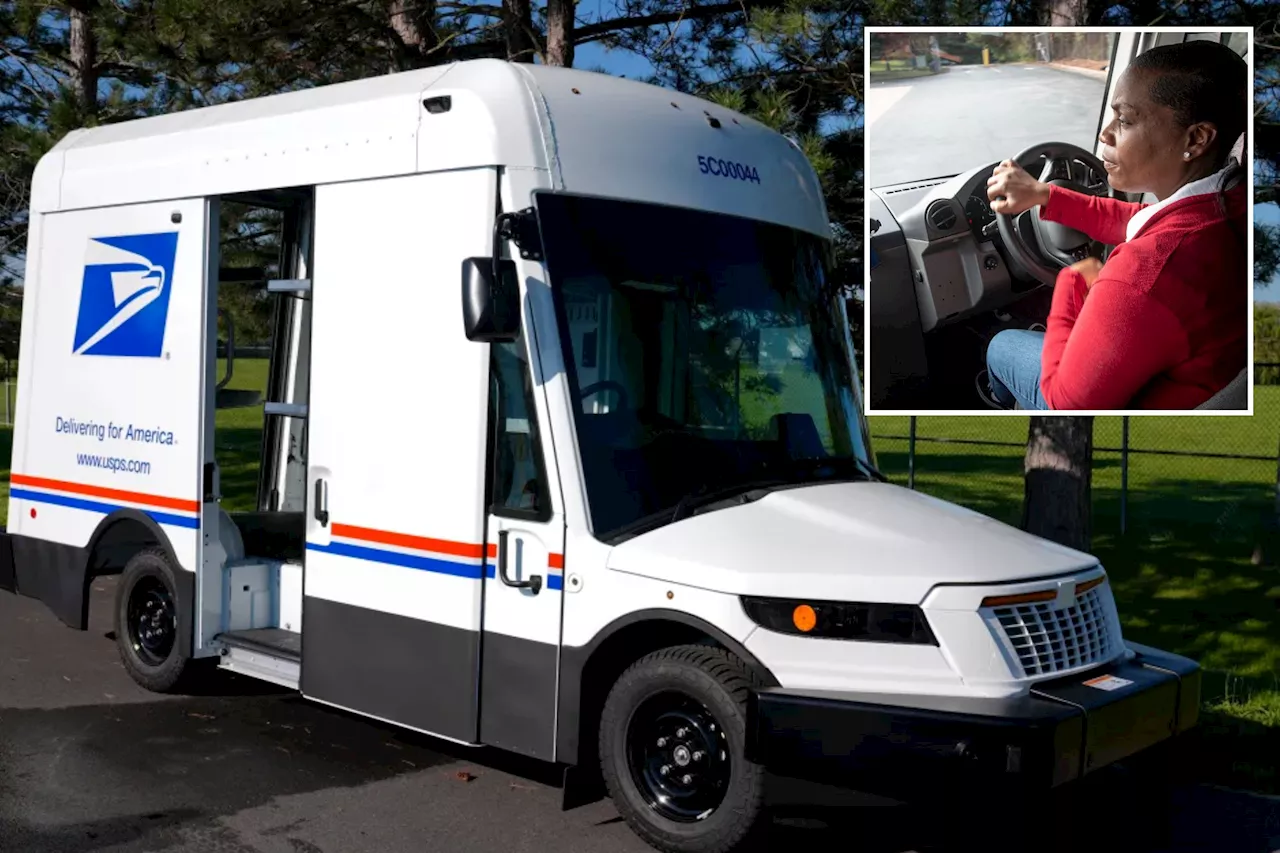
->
xmin=745 ymin=641 xmax=1199 ymax=801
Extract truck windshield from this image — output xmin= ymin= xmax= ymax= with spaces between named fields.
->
xmin=535 ymin=192 xmax=873 ymax=543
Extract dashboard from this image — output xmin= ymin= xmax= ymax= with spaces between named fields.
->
xmin=867 ymin=153 xmax=1111 ymax=336
xmin=867 ymin=160 xmax=1026 ymax=335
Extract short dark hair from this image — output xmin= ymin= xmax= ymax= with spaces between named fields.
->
xmin=1130 ymin=39 xmax=1247 ymax=246
xmin=1129 ymin=39 xmax=1247 ymax=170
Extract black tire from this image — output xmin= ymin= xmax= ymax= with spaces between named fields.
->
xmin=599 ymin=644 xmax=767 ymax=853
xmin=114 ymin=547 xmax=194 ymax=693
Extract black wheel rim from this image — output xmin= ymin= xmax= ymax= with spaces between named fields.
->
xmin=127 ymin=575 xmax=175 ymax=667
xmin=625 ymin=690 xmax=732 ymax=822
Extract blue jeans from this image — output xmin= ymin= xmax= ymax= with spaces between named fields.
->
xmin=986 ymin=330 xmax=1049 ymax=410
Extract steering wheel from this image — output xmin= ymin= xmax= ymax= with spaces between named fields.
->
xmin=995 ymin=141 xmax=1114 ymax=287
xmin=579 ymin=379 xmax=629 ymax=411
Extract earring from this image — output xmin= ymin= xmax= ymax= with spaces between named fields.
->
xmin=1183 ymin=151 xmax=1191 ymax=159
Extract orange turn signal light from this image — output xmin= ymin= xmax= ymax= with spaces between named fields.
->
xmin=792 ymin=604 xmax=817 ymax=632
xmin=980 ymin=589 xmax=1057 ymax=608
xmin=1075 ymin=576 xmax=1105 ymax=595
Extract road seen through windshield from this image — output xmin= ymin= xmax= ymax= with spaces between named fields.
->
xmin=867 ymin=64 xmax=1107 ymax=187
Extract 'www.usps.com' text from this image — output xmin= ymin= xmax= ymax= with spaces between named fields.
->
xmin=55 ymin=416 xmax=176 ymax=477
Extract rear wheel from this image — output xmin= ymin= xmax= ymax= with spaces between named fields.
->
xmin=599 ymin=645 xmax=767 ymax=853
xmin=114 ymin=548 xmax=194 ymax=692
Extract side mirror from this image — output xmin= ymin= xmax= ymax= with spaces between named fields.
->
xmin=462 ymin=257 xmax=520 ymax=342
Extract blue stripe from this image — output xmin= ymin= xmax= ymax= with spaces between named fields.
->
xmin=483 ymin=561 xmax=564 ymax=591
xmin=305 ymin=543 xmax=563 ymax=588
xmin=11 ymin=487 xmax=199 ymax=529
xmin=307 ymin=540 xmax=486 ymax=579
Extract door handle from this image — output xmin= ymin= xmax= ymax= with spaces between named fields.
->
xmin=314 ymin=478 xmax=329 ymax=527
xmin=497 ymin=530 xmax=542 ymax=594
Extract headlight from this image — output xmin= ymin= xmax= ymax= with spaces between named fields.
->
xmin=740 ymin=596 xmax=937 ymax=645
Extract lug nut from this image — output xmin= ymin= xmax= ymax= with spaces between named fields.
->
xmin=676 ymin=727 xmax=689 ymax=738
xmin=657 ymin=737 xmax=668 ymax=748
xmin=682 ymin=774 xmax=693 ymax=784
xmin=692 ymin=751 xmax=705 ymax=762
xmin=660 ymin=765 xmax=670 ymax=776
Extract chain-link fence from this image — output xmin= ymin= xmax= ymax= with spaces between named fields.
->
xmin=866 ymin=364 xmax=1280 ymax=545
xmin=0 ymin=373 xmax=14 ymax=427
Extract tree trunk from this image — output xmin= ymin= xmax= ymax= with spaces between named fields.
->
xmin=388 ymin=0 xmax=438 ymax=69
xmin=67 ymin=0 xmax=98 ymax=119
xmin=1023 ymin=0 xmax=1095 ymax=556
xmin=1022 ymin=417 xmax=1093 ymax=552
xmin=545 ymin=0 xmax=576 ymax=67
xmin=503 ymin=0 xmax=536 ymax=63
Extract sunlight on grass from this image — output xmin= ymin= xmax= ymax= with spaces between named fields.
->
xmin=1208 ymin=688 xmax=1280 ymax=728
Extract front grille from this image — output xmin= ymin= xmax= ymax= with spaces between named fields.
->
xmin=992 ymin=588 xmax=1112 ymax=677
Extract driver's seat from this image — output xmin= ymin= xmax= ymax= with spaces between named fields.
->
xmin=1195 ymin=367 xmax=1248 ymax=410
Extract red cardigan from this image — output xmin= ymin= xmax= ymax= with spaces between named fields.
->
xmin=1036 ymin=181 xmax=1248 ymax=410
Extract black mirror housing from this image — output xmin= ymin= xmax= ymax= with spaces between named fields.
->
xmin=462 ymin=257 xmax=520 ymax=342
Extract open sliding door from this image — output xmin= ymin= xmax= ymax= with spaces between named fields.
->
xmin=301 ymin=168 xmax=498 ymax=741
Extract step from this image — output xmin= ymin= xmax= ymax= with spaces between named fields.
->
xmin=219 ymin=628 xmax=302 ymax=660
xmin=217 ymin=628 xmax=301 ymax=689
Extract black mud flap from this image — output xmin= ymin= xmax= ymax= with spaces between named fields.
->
xmin=560 ymin=763 xmax=606 ymax=811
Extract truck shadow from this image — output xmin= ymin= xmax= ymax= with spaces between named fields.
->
xmin=3 ymin=667 xmax=1278 ymax=853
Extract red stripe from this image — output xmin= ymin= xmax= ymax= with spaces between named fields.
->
xmin=548 ymin=553 xmax=564 ymax=569
xmin=10 ymin=474 xmax=198 ymax=513
xmin=332 ymin=523 xmax=487 ymax=559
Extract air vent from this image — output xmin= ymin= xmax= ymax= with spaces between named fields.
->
xmin=883 ymin=178 xmax=948 ymax=194
xmin=927 ymin=200 xmax=958 ymax=231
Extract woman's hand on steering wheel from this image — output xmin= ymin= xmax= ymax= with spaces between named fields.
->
xmin=987 ymin=159 xmax=1051 ymax=216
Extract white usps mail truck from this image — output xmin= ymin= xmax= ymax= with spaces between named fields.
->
xmin=1 ymin=59 xmax=1199 ymax=853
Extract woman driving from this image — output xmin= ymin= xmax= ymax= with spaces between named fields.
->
xmin=982 ymin=38 xmax=1248 ymax=410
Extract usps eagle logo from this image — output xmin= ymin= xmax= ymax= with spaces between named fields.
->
xmin=72 ymin=232 xmax=179 ymax=357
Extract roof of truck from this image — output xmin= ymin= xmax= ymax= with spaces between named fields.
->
xmin=30 ymin=59 xmax=830 ymax=239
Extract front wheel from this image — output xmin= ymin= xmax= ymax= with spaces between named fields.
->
xmin=599 ymin=645 xmax=767 ymax=853
xmin=114 ymin=548 xmax=195 ymax=693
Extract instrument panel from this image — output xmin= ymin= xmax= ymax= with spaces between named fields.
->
xmin=964 ymin=192 xmax=995 ymax=237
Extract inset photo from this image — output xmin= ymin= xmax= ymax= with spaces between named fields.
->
xmin=864 ymin=27 xmax=1253 ymax=414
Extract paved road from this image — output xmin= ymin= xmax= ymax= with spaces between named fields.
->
xmin=3 ymin=580 xmax=1280 ymax=853
xmin=867 ymin=64 xmax=1107 ymax=188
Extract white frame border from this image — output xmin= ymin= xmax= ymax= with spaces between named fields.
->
xmin=862 ymin=25 xmax=1256 ymax=418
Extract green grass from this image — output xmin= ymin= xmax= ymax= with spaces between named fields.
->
xmin=213 ymin=356 xmax=272 ymax=513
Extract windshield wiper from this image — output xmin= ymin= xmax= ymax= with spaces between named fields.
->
xmin=854 ymin=456 xmax=890 ymax=483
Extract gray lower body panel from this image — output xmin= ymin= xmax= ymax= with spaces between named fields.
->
xmin=299 ymin=595 xmax=480 ymax=743
xmin=0 ymin=530 xmax=15 ymax=593
xmin=6 ymin=532 xmax=90 ymax=629
xmin=480 ymin=630 xmax=558 ymax=761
